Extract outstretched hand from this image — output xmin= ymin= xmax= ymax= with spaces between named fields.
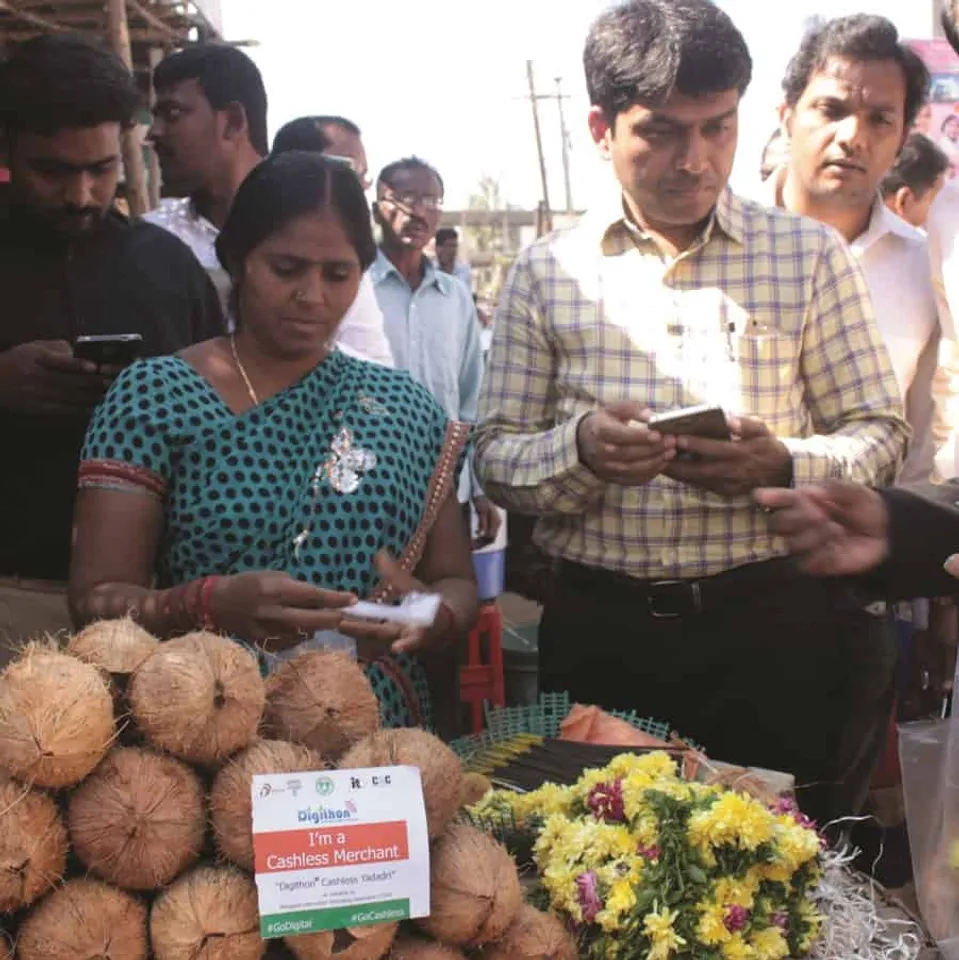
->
xmin=754 ymin=481 xmax=889 ymax=576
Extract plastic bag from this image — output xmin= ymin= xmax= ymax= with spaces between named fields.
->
xmin=900 ymin=657 xmax=959 ymax=957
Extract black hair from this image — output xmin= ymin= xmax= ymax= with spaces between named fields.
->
xmin=880 ymin=133 xmax=950 ymax=199
xmin=377 ymin=156 xmax=444 ymax=195
xmin=943 ymin=115 xmax=959 ymax=133
xmin=216 ymin=152 xmax=377 ymax=297
xmin=944 ymin=1 xmax=959 ymax=58
xmin=0 ymin=34 xmax=140 ymax=137
xmin=435 ymin=227 xmax=458 ymax=245
xmin=272 ymin=115 xmax=361 ymax=155
xmin=153 ymin=44 xmax=268 ymax=156
xmin=781 ymin=15 xmax=930 ymax=129
xmin=583 ymin=0 xmax=752 ymax=122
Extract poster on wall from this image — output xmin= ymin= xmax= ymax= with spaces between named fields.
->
xmin=909 ymin=38 xmax=959 ymax=177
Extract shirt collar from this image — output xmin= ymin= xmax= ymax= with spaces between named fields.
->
xmin=588 ymin=185 xmax=745 ymax=254
xmin=370 ymin=248 xmax=450 ymax=294
xmin=766 ymin=165 xmax=920 ymax=253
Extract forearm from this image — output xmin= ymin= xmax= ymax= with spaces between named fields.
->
xmin=474 ymin=414 xmax=605 ymax=515
xmin=70 ymin=578 xmax=216 ymax=639
xmin=783 ymin=419 xmax=908 ymax=488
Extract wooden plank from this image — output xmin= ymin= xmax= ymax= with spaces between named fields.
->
xmin=0 ymin=0 xmax=63 ymax=30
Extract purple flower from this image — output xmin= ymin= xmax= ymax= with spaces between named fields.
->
xmin=774 ymin=797 xmax=818 ymax=832
xmin=587 ymin=780 xmax=626 ymax=823
xmin=576 ymin=871 xmax=603 ymax=924
xmin=637 ymin=843 xmax=661 ymax=861
xmin=724 ymin=905 xmax=750 ymax=933
xmin=772 ymin=912 xmax=790 ymax=931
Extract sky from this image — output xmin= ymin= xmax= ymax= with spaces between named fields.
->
xmin=219 ymin=0 xmax=936 ymax=209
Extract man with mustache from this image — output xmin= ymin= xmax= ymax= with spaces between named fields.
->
xmin=475 ymin=0 xmax=907 ymax=823
xmin=370 ymin=157 xmax=498 ymax=736
xmin=767 ymin=15 xmax=959 ymax=820
xmin=0 ymin=35 xmax=224 ymax=651
xmin=768 ymin=16 xmax=955 ymax=485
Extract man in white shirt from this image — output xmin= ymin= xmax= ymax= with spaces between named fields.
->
xmin=770 ymin=16 xmax=956 ymax=486
xmin=434 ymin=227 xmax=472 ymax=290
xmin=881 ymin=133 xmax=949 ymax=230
xmin=768 ymin=14 xmax=950 ymax=821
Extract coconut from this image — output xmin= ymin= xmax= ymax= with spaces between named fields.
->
xmin=150 ymin=865 xmax=263 ymax=960
xmin=129 ymin=632 xmax=265 ymax=765
xmin=460 ymin=773 xmax=492 ymax=808
xmin=285 ymin=924 xmax=398 ymax=960
xmin=18 ymin=878 xmax=147 ymax=960
xmin=481 ymin=905 xmax=577 ymax=960
xmin=211 ymin=739 xmax=323 ymax=870
xmin=416 ymin=824 xmax=521 ymax=947
xmin=0 ymin=645 xmax=115 ymax=787
xmin=0 ymin=930 xmax=11 ymax=960
xmin=389 ymin=938 xmax=467 ymax=960
xmin=0 ymin=777 xmax=68 ymax=911
xmin=263 ymin=651 xmax=379 ymax=761
xmin=67 ymin=619 xmax=159 ymax=677
xmin=339 ymin=730 xmax=463 ymax=840
xmin=68 ymin=746 xmax=204 ymax=890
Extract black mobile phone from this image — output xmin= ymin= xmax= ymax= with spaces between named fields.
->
xmin=74 ymin=334 xmax=143 ymax=368
xmin=648 ymin=404 xmax=731 ymax=440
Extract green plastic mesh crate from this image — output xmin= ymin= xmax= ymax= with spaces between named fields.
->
xmin=449 ymin=692 xmax=684 ymax=763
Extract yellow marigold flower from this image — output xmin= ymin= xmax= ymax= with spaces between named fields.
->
xmin=750 ymin=927 xmax=789 ymax=960
xmin=607 ymin=751 xmax=679 ymax=781
xmin=722 ymin=933 xmax=754 ymax=960
xmin=758 ymin=862 xmax=792 ymax=884
xmin=713 ymin=875 xmax=758 ymax=909
xmin=688 ymin=793 xmax=775 ymax=852
xmin=596 ymin=877 xmax=637 ymax=933
xmin=773 ymin=817 xmax=821 ymax=872
xmin=644 ymin=906 xmax=686 ymax=960
xmin=697 ymin=901 xmax=731 ymax=946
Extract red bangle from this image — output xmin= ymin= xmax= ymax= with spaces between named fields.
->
xmin=199 ymin=576 xmax=220 ymax=631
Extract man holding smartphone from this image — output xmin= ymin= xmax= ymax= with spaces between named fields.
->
xmin=475 ymin=0 xmax=908 ymax=824
xmin=0 ymin=36 xmax=224 ymax=652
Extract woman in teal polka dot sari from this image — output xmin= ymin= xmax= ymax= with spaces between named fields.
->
xmin=69 ymin=153 xmax=479 ymax=731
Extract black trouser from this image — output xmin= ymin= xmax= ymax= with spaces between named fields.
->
xmin=539 ymin=559 xmax=875 ymax=826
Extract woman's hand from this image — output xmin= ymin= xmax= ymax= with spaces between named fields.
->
xmin=337 ymin=552 xmax=456 ymax=657
xmin=211 ymin=571 xmax=357 ymax=650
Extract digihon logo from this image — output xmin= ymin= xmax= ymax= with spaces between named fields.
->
xmin=297 ymin=800 xmax=358 ymax=824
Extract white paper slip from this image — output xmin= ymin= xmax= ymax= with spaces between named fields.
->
xmin=342 ymin=592 xmax=442 ymax=627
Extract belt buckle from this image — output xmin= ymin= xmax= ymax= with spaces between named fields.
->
xmin=648 ymin=580 xmax=701 ymax=620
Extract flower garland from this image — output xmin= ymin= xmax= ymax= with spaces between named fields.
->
xmin=469 ymin=751 xmax=825 ymax=960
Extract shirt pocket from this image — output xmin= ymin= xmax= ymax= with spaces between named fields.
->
xmin=733 ymin=327 xmax=804 ymax=435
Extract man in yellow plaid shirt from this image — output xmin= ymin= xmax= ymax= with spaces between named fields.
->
xmin=474 ymin=0 xmax=908 ymax=824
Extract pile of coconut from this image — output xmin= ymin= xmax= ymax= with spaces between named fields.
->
xmin=0 ymin=620 xmax=577 ymax=960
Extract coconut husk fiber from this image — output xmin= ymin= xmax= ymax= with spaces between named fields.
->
xmin=480 ymin=904 xmax=577 ymax=960
xmin=129 ymin=633 xmax=265 ymax=766
xmin=0 ymin=645 xmax=115 ymax=788
xmin=338 ymin=729 xmax=463 ymax=840
xmin=389 ymin=938 xmax=467 ymax=960
xmin=150 ymin=865 xmax=263 ymax=960
xmin=415 ymin=824 xmax=521 ymax=947
xmin=263 ymin=650 xmax=379 ymax=762
xmin=17 ymin=878 xmax=148 ymax=960
xmin=67 ymin=619 xmax=158 ymax=677
xmin=211 ymin=739 xmax=323 ymax=870
xmin=68 ymin=746 xmax=205 ymax=890
xmin=0 ymin=777 xmax=68 ymax=912
xmin=285 ymin=924 xmax=397 ymax=960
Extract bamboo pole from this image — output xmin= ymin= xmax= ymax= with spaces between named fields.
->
xmin=105 ymin=0 xmax=149 ymax=216
xmin=146 ymin=46 xmax=163 ymax=209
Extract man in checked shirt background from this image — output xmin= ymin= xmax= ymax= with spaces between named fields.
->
xmin=474 ymin=0 xmax=909 ymax=825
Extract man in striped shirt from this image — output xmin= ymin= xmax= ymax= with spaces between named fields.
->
xmin=475 ymin=0 xmax=908 ymax=823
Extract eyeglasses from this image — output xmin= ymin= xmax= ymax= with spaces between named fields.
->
xmin=383 ymin=191 xmax=444 ymax=212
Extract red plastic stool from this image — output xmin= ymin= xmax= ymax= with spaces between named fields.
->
xmin=459 ymin=602 xmax=506 ymax=733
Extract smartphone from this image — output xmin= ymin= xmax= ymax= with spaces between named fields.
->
xmin=74 ymin=334 xmax=143 ymax=368
xmin=648 ymin=404 xmax=731 ymax=440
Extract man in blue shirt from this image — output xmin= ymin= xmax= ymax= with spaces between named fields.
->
xmin=370 ymin=156 xmax=499 ymax=543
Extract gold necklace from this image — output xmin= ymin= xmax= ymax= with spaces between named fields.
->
xmin=230 ymin=334 xmax=259 ymax=405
